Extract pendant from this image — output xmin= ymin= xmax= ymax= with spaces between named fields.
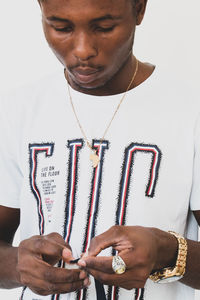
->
xmin=90 ymin=151 xmax=100 ymax=168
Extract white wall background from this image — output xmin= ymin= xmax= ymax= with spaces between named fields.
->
xmin=0 ymin=0 xmax=199 ymax=299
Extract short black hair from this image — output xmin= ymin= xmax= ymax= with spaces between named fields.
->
xmin=39 ymin=0 xmax=140 ymax=10
xmin=39 ymin=0 xmax=140 ymax=3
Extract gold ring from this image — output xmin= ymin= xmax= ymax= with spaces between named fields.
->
xmin=112 ymin=255 xmax=126 ymax=274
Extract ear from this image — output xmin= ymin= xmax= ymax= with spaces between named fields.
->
xmin=135 ymin=0 xmax=148 ymax=25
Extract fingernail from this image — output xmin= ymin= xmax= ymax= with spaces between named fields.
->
xmin=78 ymin=259 xmax=86 ymax=267
xmin=62 ymin=248 xmax=73 ymax=261
xmin=63 ymin=248 xmax=71 ymax=255
xmin=79 ymin=270 xmax=87 ymax=279
xmin=84 ymin=278 xmax=91 ymax=287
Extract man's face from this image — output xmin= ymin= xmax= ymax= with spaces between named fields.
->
xmin=40 ymin=0 xmax=146 ymax=92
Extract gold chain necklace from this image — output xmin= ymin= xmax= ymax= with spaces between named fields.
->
xmin=67 ymin=58 xmax=139 ymax=168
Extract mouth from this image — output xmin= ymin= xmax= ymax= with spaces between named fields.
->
xmin=70 ymin=67 xmax=102 ymax=85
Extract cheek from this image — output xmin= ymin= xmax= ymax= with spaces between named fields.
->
xmin=43 ymin=24 xmax=69 ymax=60
xmin=99 ymin=29 xmax=134 ymax=64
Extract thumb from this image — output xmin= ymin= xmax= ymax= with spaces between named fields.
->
xmin=62 ymin=247 xmax=74 ymax=263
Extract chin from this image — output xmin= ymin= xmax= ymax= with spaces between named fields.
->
xmin=72 ymin=77 xmax=109 ymax=91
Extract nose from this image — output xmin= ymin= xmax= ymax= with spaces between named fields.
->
xmin=73 ymin=31 xmax=97 ymax=62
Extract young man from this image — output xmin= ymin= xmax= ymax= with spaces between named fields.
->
xmin=0 ymin=0 xmax=200 ymax=299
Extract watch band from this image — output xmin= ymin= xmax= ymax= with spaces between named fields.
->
xmin=149 ymin=231 xmax=188 ymax=283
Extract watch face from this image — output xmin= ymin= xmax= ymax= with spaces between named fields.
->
xmin=157 ymin=275 xmax=183 ymax=284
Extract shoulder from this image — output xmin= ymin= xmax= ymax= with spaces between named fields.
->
xmin=0 ymin=70 xmax=66 ymax=115
xmin=148 ymin=65 xmax=200 ymax=116
xmin=0 ymin=70 xmax=67 ymax=140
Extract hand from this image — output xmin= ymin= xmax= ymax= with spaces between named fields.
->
xmin=17 ymin=232 xmax=89 ymax=296
xmin=78 ymin=226 xmax=177 ymax=289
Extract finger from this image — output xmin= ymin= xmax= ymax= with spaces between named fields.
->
xmin=86 ymin=268 xmax=144 ymax=290
xmin=78 ymin=256 xmax=113 ymax=274
xmin=39 ymin=263 xmax=84 ymax=283
xmin=45 ymin=232 xmax=67 ymax=244
xmin=86 ymin=268 xmax=124 ymax=287
xmin=62 ymin=248 xmax=75 ymax=263
xmin=27 ymin=276 xmax=89 ymax=296
xmin=20 ymin=255 xmax=84 ymax=284
xmin=79 ymin=270 xmax=88 ymax=280
xmin=88 ymin=226 xmax=123 ymax=256
xmin=79 ymin=254 xmax=131 ymax=274
xmin=21 ymin=235 xmax=67 ymax=262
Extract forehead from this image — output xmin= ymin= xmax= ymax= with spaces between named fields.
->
xmin=40 ymin=0 xmax=132 ymax=19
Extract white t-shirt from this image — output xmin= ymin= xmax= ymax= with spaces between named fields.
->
xmin=0 ymin=67 xmax=200 ymax=300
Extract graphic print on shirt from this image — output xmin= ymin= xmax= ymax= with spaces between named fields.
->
xmin=27 ymin=140 xmax=161 ymax=300
xmin=29 ymin=143 xmax=54 ymax=235
xmin=108 ymin=143 xmax=162 ymax=300
xmin=64 ymin=139 xmax=84 ymax=244
xmin=134 ymin=288 xmax=145 ymax=300
xmin=117 ymin=142 xmax=162 ymax=225
xmin=77 ymin=140 xmax=109 ymax=300
xmin=52 ymin=139 xmax=84 ymax=300
xmin=107 ymin=287 xmax=145 ymax=300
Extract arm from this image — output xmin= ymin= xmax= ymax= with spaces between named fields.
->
xmin=0 ymin=205 xmax=89 ymax=295
xmin=78 ymin=213 xmax=200 ymax=290
xmin=0 ymin=205 xmax=20 ymax=288
xmin=180 ymin=210 xmax=200 ymax=289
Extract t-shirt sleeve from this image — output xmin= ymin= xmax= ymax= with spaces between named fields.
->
xmin=0 ymin=95 xmax=22 ymax=209
xmin=190 ymin=112 xmax=200 ymax=211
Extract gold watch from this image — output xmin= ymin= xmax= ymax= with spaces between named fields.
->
xmin=149 ymin=231 xmax=187 ymax=283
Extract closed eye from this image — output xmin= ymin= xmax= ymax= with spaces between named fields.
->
xmin=95 ymin=26 xmax=115 ymax=33
xmin=52 ymin=26 xmax=73 ymax=33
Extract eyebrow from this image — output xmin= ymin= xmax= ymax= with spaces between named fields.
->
xmin=47 ymin=16 xmax=70 ymax=22
xmin=47 ymin=14 xmax=122 ymax=23
xmin=91 ymin=14 xmax=122 ymax=22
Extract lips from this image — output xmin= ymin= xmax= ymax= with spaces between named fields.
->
xmin=71 ymin=67 xmax=101 ymax=84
